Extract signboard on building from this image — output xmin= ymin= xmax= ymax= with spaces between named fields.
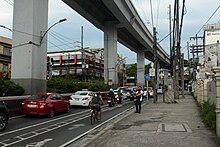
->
xmin=205 ymin=29 xmax=220 ymax=45
xmin=149 ymin=68 xmax=155 ymax=77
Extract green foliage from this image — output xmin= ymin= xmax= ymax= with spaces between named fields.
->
xmin=145 ymin=63 xmax=152 ymax=74
xmin=126 ymin=63 xmax=137 ymax=77
xmin=126 ymin=63 xmax=152 ymax=77
xmin=0 ymin=78 xmax=25 ymax=96
xmin=200 ymin=102 xmax=216 ymax=130
xmin=47 ymin=77 xmax=108 ymax=93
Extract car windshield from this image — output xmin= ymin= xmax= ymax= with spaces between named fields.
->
xmin=28 ymin=95 xmax=47 ymax=100
xmin=124 ymin=89 xmax=131 ymax=92
xmin=75 ymin=91 xmax=88 ymax=95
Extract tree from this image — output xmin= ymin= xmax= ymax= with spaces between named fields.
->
xmin=126 ymin=63 xmax=137 ymax=77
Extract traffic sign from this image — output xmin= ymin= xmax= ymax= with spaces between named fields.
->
xmin=144 ymin=74 xmax=151 ymax=81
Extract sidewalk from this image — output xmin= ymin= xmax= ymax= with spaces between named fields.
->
xmin=76 ymin=92 xmax=220 ymax=147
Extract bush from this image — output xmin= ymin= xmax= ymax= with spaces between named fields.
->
xmin=47 ymin=77 xmax=108 ymax=93
xmin=200 ymin=102 xmax=216 ymax=130
xmin=0 ymin=78 xmax=25 ymax=96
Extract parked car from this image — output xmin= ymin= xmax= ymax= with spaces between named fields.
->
xmin=22 ymin=93 xmax=70 ymax=117
xmin=69 ymin=91 xmax=93 ymax=107
xmin=0 ymin=101 xmax=9 ymax=131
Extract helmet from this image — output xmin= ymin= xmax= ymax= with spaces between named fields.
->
xmin=97 ymin=92 xmax=100 ymax=95
xmin=110 ymin=88 xmax=113 ymax=91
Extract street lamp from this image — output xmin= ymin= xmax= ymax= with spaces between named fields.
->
xmin=40 ymin=18 xmax=67 ymax=45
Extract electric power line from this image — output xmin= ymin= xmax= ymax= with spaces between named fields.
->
xmin=3 ymin=0 xmax=13 ymax=6
xmin=196 ymin=4 xmax=220 ymax=35
xmin=149 ymin=0 xmax=154 ymax=27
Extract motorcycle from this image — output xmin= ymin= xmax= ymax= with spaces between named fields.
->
xmin=115 ymin=94 xmax=122 ymax=104
xmin=107 ymin=94 xmax=115 ymax=107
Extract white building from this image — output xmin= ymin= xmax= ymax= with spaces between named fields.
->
xmin=204 ymin=21 xmax=220 ymax=68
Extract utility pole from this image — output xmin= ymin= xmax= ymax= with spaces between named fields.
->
xmin=153 ymin=27 xmax=158 ymax=103
xmin=187 ymin=41 xmax=189 ymax=61
xmin=173 ymin=0 xmax=180 ymax=99
xmin=169 ymin=5 xmax=172 ymax=57
xmin=181 ymin=53 xmax=184 ymax=97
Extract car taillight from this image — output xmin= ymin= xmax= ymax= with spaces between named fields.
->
xmin=82 ymin=97 xmax=88 ymax=100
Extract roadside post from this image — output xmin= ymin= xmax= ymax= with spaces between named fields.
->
xmin=144 ymin=74 xmax=151 ymax=102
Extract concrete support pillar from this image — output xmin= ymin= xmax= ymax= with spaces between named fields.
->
xmin=136 ymin=49 xmax=145 ymax=87
xmin=104 ymin=21 xmax=118 ymax=87
xmin=212 ymin=67 xmax=220 ymax=137
xmin=12 ymin=0 xmax=48 ymax=94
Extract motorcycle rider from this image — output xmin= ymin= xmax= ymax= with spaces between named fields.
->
xmin=109 ymin=88 xmax=115 ymax=105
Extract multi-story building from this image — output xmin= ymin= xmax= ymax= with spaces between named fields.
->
xmin=47 ymin=48 xmax=104 ymax=80
xmin=0 ymin=36 xmax=12 ymax=79
xmin=204 ymin=21 xmax=220 ymax=67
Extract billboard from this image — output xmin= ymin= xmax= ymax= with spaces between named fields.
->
xmin=205 ymin=29 xmax=220 ymax=45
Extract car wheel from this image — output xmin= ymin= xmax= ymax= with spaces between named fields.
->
xmin=0 ymin=113 xmax=8 ymax=131
xmin=66 ymin=105 xmax=70 ymax=113
xmin=49 ymin=108 xmax=55 ymax=118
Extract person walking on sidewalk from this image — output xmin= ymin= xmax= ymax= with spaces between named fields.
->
xmin=134 ymin=87 xmax=143 ymax=113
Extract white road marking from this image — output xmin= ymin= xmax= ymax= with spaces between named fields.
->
xmin=0 ymin=100 xmax=134 ymax=147
xmin=0 ymin=109 xmax=90 ymax=137
xmin=60 ymin=105 xmax=135 ymax=147
xmin=26 ymin=138 xmax=53 ymax=147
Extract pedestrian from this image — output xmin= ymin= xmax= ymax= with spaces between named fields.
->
xmin=134 ymin=88 xmax=142 ymax=113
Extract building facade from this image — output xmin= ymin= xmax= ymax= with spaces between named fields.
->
xmin=47 ymin=48 xmax=104 ymax=80
xmin=204 ymin=21 xmax=220 ymax=67
xmin=0 ymin=36 xmax=12 ymax=79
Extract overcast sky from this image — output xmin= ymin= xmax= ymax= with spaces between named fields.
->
xmin=0 ymin=0 xmax=220 ymax=64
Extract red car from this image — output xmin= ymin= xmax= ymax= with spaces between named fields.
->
xmin=22 ymin=93 xmax=70 ymax=117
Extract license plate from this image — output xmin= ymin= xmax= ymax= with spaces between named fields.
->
xmin=27 ymin=104 xmax=37 ymax=108
xmin=75 ymin=98 xmax=79 ymax=101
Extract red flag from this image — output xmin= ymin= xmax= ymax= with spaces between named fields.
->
xmin=100 ymin=59 xmax=102 ymax=78
xmin=94 ymin=55 xmax=96 ymax=77
xmin=74 ymin=54 xmax=77 ymax=64
xmin=59 ymin=55 xmax=62 ymax=65
xmin=86 ymin=54 xmax=89 ymax=64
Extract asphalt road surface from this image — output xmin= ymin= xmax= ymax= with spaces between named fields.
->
xmin=0 ymin=99 xmax=135 ymax=147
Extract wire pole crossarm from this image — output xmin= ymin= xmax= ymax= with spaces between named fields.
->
xmin=40 ymin=18 xmax=67 ymax=45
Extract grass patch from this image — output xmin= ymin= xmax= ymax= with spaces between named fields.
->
xmin=199 ymin=102 xmax=216 ymax=131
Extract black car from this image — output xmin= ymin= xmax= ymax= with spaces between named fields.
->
xmin=0 ymin=101 xmax=9 ymax=131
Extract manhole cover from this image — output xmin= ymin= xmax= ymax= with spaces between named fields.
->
xmin=157 ymin=123 xmax=192 ymax=133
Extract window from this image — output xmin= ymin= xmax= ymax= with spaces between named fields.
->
xmin=3 ymin=47 xmax=11 ymax=56
xmin=50 ymin=94 xmax=57 ymax=100
xmin=2 ymin=64 xmax=8 ymax=72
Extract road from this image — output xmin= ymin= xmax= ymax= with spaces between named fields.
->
xmin=0 ymin=99 xmax=135 ymax=147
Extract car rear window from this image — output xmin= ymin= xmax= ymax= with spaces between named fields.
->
xmin=28 ymin=95 xmax=47 ymax=100
xmin=75 ymin=91 xmax=88 ymax=95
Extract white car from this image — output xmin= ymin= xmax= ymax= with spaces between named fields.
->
xmin=69 ymin=91 xmax=93 ymax=107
